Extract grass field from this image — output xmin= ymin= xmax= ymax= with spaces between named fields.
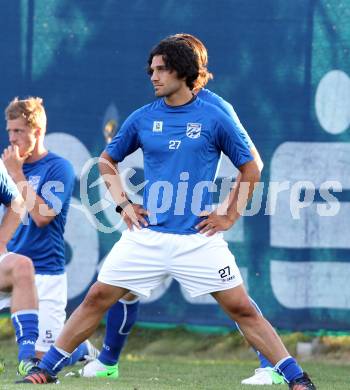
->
xmin=1 ymin=325 xmax=349 ymax=389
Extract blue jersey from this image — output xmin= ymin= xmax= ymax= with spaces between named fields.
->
xmin=8 ymin=152 xmax=74 ymax=275
xmin=197 ymin=88 xmax=254 ymax=149
xmin=105 ymin=97 xmax=253 ymax=234
xmin=0 ymin=159 xmax=18 ymax=205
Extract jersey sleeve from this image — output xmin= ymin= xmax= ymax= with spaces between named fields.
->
xmin=0 ymin=159 xmax=19 ymax=205
xmin=40 ymin=158 xmax=75 ymax=213
xmin=105 ymin=111 xmax=141 ymax=162
xmin=215 ymin=99 xmax=254 ymax=149
xmin=214 ymin=112 xmax=254 ymax=168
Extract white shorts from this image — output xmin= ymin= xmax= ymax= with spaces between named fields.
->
xmin=0 ymin=253 xmax=67 ymax=353
xmin=98 ymin=229 xmax=243 ymax=299
xmin=35 ymin=273 xmax=67 ymax=352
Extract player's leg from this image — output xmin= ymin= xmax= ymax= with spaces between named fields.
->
xmin=173 ymin=233 xmax=315 ymax=389
xmin=34 ymin=273 xmax=98 ymax=366
xmin=17 ymin=281 xmax=128 ymax=384
xmin=213 ymin=287 xmax=315 ymax=388
xmin=172 ymin=233 xmax=286 ymax=362
xmin=0 ymin=253 xmax=39 ymax=373
xmin=236 ymin=296 xmax=284 ymax=385
xmin=19 ymin=229 xmax=166 ymax=384
xmin=246 ymin=298 xmax=274 ymax=365
xmin=81 ymin=291 xmax=140 ymax=379
xmin=213 ymin=287 xmax=289 ymax=364
xmin=81 ymin=229 xmax=168 ymax=380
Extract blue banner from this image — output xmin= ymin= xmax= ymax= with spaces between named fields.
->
xmin=0 ymin=0 xmax=349 ymax=331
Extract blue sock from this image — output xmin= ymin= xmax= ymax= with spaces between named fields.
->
xmin=275 ymin=356 xmax=303 ymax=383
xmin=255 ymin=349 xmax=274 ymax=368
xmin=235 ymin=297 xmax=274 ymax=369
xmin=39 ymin=345 xmax=70 ymax=376
xmin=11 ymin=310 xmax=39 ymax=361
xmin=66 ymin=342 xmax=88 ymax=366
xmin=99 ymin=299 xmax=139 ymax=366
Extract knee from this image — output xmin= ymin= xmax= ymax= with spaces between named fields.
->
xmin=82 ymin=283 xmax=114 ymax=312
xmin=225 ymin=299 xmax=260 ymax=322
xmin=12 ymin=255 xmax=35 ymax=284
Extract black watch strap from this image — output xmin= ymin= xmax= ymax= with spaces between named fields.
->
xmin=115 ymin=200 xmax=133 ymax=214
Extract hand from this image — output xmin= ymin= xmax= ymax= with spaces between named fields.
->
xmin=121 ymin=204 xmax=150 ymax=230
xmin=195 ymin=210 xmax=234 ymax=236
xmin=1 ymin=145 xmax=30 ymax=178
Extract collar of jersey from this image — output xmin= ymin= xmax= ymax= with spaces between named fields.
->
xmin=161 ymin=95 xmax=197 ymax=109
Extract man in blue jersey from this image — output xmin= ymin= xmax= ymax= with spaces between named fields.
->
xmin=2 ymin=97 xmax=97 ymax=375
xmin=81 ymin=33 xmax=283 ymax=386
xmin=20 ymin=40 xmax=315 ymax=390
xmin=0 ymin=159 xmax=40 ymax=374
xmin=177 ymin=33 xmax=283 ymax=386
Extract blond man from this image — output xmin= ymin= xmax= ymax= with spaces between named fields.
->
xmin=2 ymin=97 xmax=96 ymax=367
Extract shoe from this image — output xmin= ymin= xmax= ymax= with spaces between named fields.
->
xmin=288 ymin=372 xmax=316 ymax=389
xmin=15 ymin=366 xmax=59 ymax=384
xmin=81 ymin=340 xmax=100 ymax=362
xmin=18 ymin=357 xmax=41 ymax=376
xmin=242 ymin=367 xmax=285 ymax=385
xmin=79 ymin=359 xmax=119 ymax=379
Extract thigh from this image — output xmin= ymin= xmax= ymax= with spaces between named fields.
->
xmin=171 ymin=233 xmax=243 ymax=297
xmin=0 ymin=252 xmax=34 ymax=311
xmin=98 ymin=229 xmax=168 ymax=299
xmin=35 ymin=273 xmax=67 ymax=352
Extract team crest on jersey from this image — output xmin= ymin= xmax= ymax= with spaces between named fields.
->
xmin=28 ymin=176 xmax=40 ymax=191
xmin=152 ymin=121 xmax=163 ymax=133
xmin=186 ymin=123 xmax=201 ymax=139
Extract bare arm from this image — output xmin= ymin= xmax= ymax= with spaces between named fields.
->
xmin=197 ymin=159 xmax=261 ymax=236
xmin=225 ymin=159 xmax=261 ymax=223
xmin=249 ymin=146 xmax=263 ymax=172
xmin=216 ymin=146 xmax=263 ymax=220
xmin=99 ymin=151 xmax=149 ymax=229
xmin=225 ymin=145 xmax=263 ymax=209
xmin=2 ymin=146 xmax=56 ymax=228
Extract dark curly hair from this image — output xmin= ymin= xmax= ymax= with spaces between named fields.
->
xmin=167 ymin=33 xmax=213 ymax=92
xmin=147 ymin=39 xmax=199 ymax=90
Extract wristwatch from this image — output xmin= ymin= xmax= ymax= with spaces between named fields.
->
xmin=115 ymin=200 xmax=133 ymax=214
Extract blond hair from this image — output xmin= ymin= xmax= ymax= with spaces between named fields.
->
xmin=5 ymin=97 xmax=47 ymax=130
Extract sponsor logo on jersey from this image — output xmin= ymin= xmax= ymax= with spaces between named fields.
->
xmin=28 ymin=176 xmax=41 ymax=191
xmin=153 ymin=121 xmax=163 ymax=133
xmin=186 ymin=123 xmax=201 ymax=139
